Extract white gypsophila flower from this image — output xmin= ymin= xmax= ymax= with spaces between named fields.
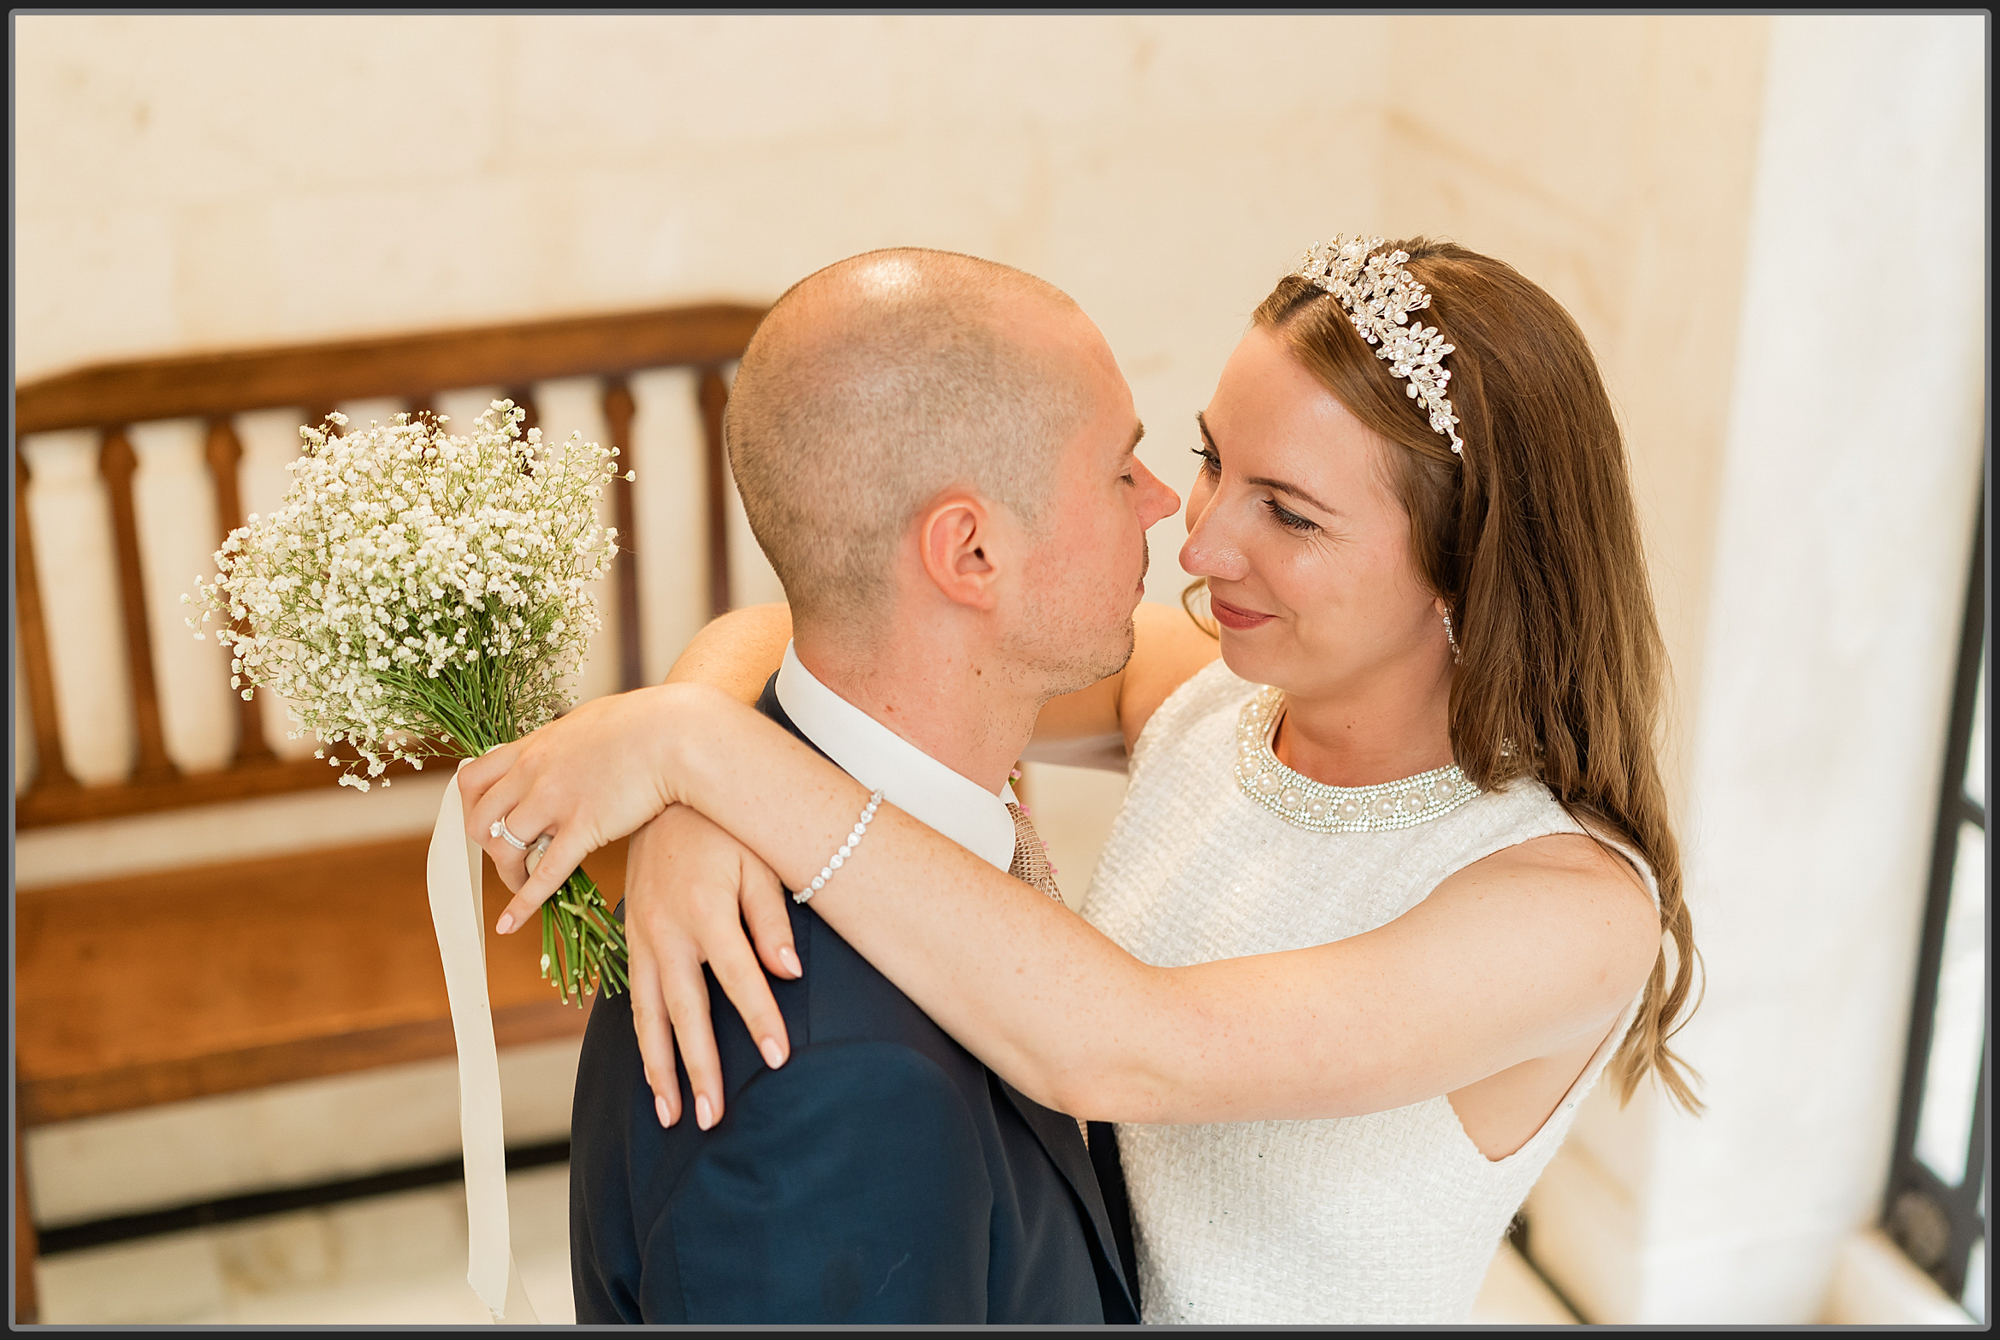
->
xmin=190 ymin=401 xmax=622 ymax=789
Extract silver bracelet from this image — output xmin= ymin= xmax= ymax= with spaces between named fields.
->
xmin=795 ymin=789 xmax=885 ymax=905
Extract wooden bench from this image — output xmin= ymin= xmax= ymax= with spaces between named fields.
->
xmin=12 ymin=302 xmax=766 ymax=1321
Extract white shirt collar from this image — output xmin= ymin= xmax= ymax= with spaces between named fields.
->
xmin=775 ymin=642 xmax=1019 ymax=872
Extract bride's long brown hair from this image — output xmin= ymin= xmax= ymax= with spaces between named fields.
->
xmin=1238 ymin=238 xmax=1702 ymax=1111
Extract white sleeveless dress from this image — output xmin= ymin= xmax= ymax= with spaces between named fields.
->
xmin=1081 ymin=661 xmax=1653 ymax=1325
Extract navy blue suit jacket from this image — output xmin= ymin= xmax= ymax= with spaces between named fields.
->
xmin=569 ymin=680 xmax=1139 ymax=1324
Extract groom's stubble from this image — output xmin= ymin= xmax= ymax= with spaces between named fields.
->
xmin=1006 ymin=531 xmax=1147 ymax=705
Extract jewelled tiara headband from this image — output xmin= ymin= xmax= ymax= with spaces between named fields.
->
xmin=1292 ymin=237 xmax=1464 ymax=456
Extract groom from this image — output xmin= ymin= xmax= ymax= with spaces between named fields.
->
xmin=564 ymin=249 xmax=1177 ymax=1323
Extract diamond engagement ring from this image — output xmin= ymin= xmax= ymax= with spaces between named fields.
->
xmin=490 ymin=817 xmax=531 ymax=851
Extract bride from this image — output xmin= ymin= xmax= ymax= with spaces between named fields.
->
xmin=465 ymin=237 xmax=1699 ymax=1324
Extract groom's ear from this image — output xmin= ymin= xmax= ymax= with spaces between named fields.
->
xmin=917 ymin=495 xmax=1005 ymax=610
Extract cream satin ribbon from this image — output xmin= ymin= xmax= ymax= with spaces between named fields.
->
xmin=428 ymin=764 xmax=540 ymax=1324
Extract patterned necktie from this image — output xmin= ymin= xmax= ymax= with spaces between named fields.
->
xmin=1008 ymin=800 xmax=1087 ymax=1147
xmin=1006 ymin=802 xmax=1064 ymax=903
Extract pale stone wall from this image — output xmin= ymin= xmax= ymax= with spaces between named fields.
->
xmin=1526 ymin=14 xmax=1986 ymax=1323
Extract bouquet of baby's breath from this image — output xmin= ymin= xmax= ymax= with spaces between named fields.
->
xmin=190 ymin=401 xmax=630 ymax=1003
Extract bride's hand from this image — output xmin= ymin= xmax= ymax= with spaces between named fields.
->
xmin=626 ymin=805 xmax=798 ymax=1129
xmin=462 ymin=684 xmax=701 ymax=925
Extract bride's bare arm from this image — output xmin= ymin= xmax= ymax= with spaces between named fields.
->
xmin=664 ymin=603 xmax=793 ymax=702
xmin=464 ymin=684 xmax=1658 ymax=1129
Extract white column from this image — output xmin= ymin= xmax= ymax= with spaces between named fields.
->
xmin=1528 ymin=13 xmax=1986 ymax=1323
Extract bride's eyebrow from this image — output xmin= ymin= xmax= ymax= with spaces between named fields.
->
xmin=1195 ymin=411 xmax=1340 ymax=516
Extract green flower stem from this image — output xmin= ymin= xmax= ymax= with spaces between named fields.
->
xmin=541 ymin=867 xmax=628 ymax=1006
xmin=541 ymin=899 xmax=558 ymax=986
xmin=368 ymin=666 xmax=631 ymax=1007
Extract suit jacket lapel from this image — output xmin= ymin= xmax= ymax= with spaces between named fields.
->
xmin=992 ymin=1077 xmax=1140 ymax=1321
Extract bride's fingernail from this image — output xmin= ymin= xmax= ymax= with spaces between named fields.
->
xmin=495 ymin=912 xmax=515 ymax=935
xmin=779 ymin=946 xmax=802 ymax=978
xmin=655 ymin=1095 xmax=673 ymax=1128
xmin=759 ymin=1036 xmax=786 ymax=1070
xmin=695 ymin=1095 xmax=715 ymax=1130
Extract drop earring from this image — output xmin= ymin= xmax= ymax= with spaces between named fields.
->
xmin=1442 ymin=608 xmax=1461 ymax=664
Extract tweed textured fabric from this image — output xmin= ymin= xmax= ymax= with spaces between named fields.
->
xmin=1081 ymin=659 xmax=1653 ymax=1325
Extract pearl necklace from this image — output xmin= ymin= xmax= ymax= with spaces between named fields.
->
xmin=1235 ymin=686 xmax=1480 ymax=833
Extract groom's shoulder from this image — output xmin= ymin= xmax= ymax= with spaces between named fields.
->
xmin=750 ymin=673 xmax=973 ymax=1061
xmin=794 ymin=900 xmax=971 ymax=1061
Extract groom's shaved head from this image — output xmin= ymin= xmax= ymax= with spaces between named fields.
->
xmin=727 ymin=248 xmax=1096 ymax=625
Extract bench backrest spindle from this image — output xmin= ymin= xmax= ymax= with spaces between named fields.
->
xmin=503 ymin=385 xmax=539 ymax=437
xmin=602 ymin=375 xmax=645 ymax=693
xmin=97 ymin=426 xmax=180 ymax=785
xmin=14 ymin=449 xmax=78 ymax=793
xmin=201 ymin=416 xmax=275 ymax=766
xmin=697 ymin=365 xmax=732 ymax=621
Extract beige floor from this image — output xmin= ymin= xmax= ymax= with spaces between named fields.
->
xmin=34 ymin=1162 xmax=1573 ymax=1325
xmin=34 ymin=1166 xmax=574 ymax=1327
